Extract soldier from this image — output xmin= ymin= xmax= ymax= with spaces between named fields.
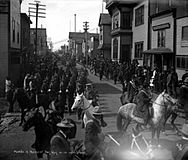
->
xmin=50 ymin=119 xmax=74 ymax=160
xmin=167 ymin=67 xmax=178 ymax=98
xmin=134 ymin=81 xmax=152 ymax=127
xmin=84 ymin=108 xmax=106 ymax=160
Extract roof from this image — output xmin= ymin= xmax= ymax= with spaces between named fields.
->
xmin=143 ymin=47 xmax=173 ymax=54
xmin=98 ymin=13 xmax=111 ymax=26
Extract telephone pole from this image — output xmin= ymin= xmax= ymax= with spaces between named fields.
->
xmin=29 ymin=0 xmax=46 ymax=55
xmin=83 ymin=21 xmax=89 ymax=66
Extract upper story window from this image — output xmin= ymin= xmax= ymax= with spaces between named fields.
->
xmin=182 ymin=26 xmax=188 ymax=41
xmin=122 ymin=12 xmax=131 ymax=29
xmin=113 ymin=38 xmax=118 ymax=59
xmin=17 ymin=22 xmax=19 ymax=44
xmin=12 ymin=18 xmax=15 ymax=42
xmin=112 ymin=13 xmax=119 ymax=30
xmin=158 ymin=29 xmax=166 ymax=47
xmin=135 ymin=41 xmax=143 ymax=59
xmin=135 ymin=5 xmax=144 ymax=27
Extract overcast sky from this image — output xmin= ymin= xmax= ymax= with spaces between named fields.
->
xmin=21 ymin=0 xmax=108 ymax=50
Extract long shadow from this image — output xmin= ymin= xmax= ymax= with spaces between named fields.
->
xmin=93 ymin=83 xmax=121 ymax=94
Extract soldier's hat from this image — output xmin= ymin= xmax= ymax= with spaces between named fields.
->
xmin=57 ymin=119 xmax=74 ymax=128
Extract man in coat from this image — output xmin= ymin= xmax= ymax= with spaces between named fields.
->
xmin=133 ymin=81 xmax=152 ymax=126
xmin=84 ymin=108 xmax=106 ymax=160
xmin=50 ymin=119 xmax=74 ymax=160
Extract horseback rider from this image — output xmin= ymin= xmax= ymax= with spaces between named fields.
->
xmin=50 ymin=119 xmax=74 ymax=160
xmin=134 ymin=81 xmax=152 ymax=126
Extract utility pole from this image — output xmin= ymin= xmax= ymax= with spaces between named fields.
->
xmin=83 ymin=21 xmax=89 ymax=66
xmin=28 ymin=0 xmax=46 ymax=55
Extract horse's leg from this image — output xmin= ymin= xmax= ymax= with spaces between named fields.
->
xmin=171 ymin=112 xmax=178 ymax=130
xmin=151 ymin=127 xmax=156 ymax=145
xmin=20 ymin=108 xmax=26 ymax=126
xmin=122 ymin=118 xmax=131 ymax=133
xmin=156 ymin=128 xmax=161 ymax=147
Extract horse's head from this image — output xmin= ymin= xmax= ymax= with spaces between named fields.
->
xmin=22 ymin=107 xmax=45 ymax=131
xmin=22 ymin=108 xmax=37 ymax=131
xmin=161 ymin=90 xmax=177 ymax=107
xmin=71 ymin=93 xmax=84 ymax=111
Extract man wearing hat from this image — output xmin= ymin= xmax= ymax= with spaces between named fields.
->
xmin=133 ymin=81 xmax=152 ymax=126
xmin=84 ymin=107 xmax=106 ymax=160
xmin=50 ymin=119 xmax=74 ymax=160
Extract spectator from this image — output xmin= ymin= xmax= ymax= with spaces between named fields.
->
xmin=5 ymin=77 xmax=14 ymax=113
xmin=167 ymin=67 xmax=178 ymax=98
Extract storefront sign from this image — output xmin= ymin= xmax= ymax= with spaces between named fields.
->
xmin=153 ymin=23 xmax=170 ymax=31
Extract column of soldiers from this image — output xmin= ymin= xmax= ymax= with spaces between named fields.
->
xmin=89 ymin=58 xmax=184 ymax=99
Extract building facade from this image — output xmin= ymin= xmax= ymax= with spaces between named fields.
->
xmin=106 ymin=0 xmax=141 ymax=63
xmin=143 ymin=0 xmax=188 ymax=77
xmin=98 ymin=13 xmax=111 ymax=59
xmin=21 ymin=13 xmax=32 ymax=77
xmin=132 ymin=0 xmax=148 ymax=66
xmin=0 ymin=0 xmax=22 ymax=96
xmin=30 ymin=28 xmax=48 ymax=56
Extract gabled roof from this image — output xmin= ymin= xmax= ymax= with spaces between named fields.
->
xmin=98 ymin=13 xmax=111 ymax=26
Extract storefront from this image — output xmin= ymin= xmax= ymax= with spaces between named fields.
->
xmin=143 ymin=47 xmax=174 ymax=72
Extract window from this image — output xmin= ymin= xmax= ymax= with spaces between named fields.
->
xmin=135 ymin=5 xmax=144 ymax=26
xmin=182 ymin=26 xmax=188 ymax=41
xmin=17 ymin=23 xmax=19 ymax=44
xmin=113 ymin=13 xmax=119 ymax=30
xmin=12 ymin=18 xmax=15 ymax=42
xmin=113 ymin=38 xmax=118 ymax=59
xmin=176 ymin=56 xmax=188 ymax=69
xmin=122 ymin=12 xmax=131 ymax=29
xmin=158 ymin=29 xmax=166 ymax=47
xmin=135 ymin=42 xmax=143 ymax=59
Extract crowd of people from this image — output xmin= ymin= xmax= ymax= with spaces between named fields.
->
xmin=88 ymin=58 xmax=187 ymax=99
xmin=3 ymin=54 xmax=188 ymax=160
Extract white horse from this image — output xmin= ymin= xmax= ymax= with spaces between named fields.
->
xmin=71 ymin=93 xmax=106 ymax=127
xmin=117 ymin=91 xmax=177 ymax=145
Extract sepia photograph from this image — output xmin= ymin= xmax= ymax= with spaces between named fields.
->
xmin=0 ymin=0 xmax=188 ymax=160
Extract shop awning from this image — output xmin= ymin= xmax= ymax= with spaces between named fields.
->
xmin=143 ymin=47 xmax=173 ymax=54
xmin=97 ymin=43 xmax=111 ymax=50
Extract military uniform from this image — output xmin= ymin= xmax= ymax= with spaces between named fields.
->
xmin=84 ymin=118 xmax=104 ymax=160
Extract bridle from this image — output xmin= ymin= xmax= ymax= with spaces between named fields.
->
xmin=152 ymin=93 xmax=175 ymax=107
xmin=77 ymin=95 xmax=92 ymax=111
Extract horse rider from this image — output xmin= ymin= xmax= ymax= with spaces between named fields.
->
xmin=5 ymin=76 xmax=14 ymax=113
xmin=50 ymin=119 xmax=74 ymax=160
xmin=84 ymin=108 xmax=106 ymax=160
xmin=133 ymin=81 xmax=152 ymax=127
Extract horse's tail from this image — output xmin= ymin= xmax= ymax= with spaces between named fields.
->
xmin=116 ymin=113 xmax=123 ymax=131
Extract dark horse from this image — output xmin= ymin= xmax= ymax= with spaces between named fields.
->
xmin=22 ymin=107 xmax=77 ymax=159
xmin=12 ymin=88 xmax=32 ymax=126
xmin=22 ymin=107 xmax=55 ymax=160
xmin=12 ymin=88 xmax=51 ymax=126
